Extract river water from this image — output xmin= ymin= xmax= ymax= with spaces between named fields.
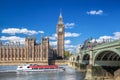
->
xmin=0 ymin=65 xmax=85 ymax=80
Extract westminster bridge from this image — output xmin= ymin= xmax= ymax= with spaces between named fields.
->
xmin=69 ymin=39 xmax=120 ymax=80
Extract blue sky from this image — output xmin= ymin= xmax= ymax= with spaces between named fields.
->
xmin=0 ymin=0 xmax=120 ymax=53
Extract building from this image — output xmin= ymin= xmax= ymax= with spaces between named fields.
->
xmin=57 ymin=11 xmax=65 ymax=59
xmin=0 ymin=11 xmax=65 ymax=65
xmin=0 ymin=37 xmax=50 ymax=62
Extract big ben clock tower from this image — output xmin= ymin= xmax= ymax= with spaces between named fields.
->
xmin=57 ymin=11 xmax=64 ymax=59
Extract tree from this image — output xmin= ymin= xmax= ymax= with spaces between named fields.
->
xmin=64 ymin=51 xmax=72 ymax=59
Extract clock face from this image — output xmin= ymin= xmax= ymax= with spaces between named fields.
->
xmin=59 ymin=28 xmax=62 ymax=32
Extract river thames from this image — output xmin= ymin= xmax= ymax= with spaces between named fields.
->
xmin=0 ymin=66 xmax=85 ymax=80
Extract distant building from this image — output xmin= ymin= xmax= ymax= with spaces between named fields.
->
xmin=0 ymin=11 xmax=65 ymax=64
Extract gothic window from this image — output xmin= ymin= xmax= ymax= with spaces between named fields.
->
xmin=16 ymin=49 xmax=18 ymax=58
xmin=37 ymin=49 xmax=38 ymax=58
xmin=43 ymin=48 xmax=46 ymax=58
xmin=8 ymin=49 xmax=11 ymax=58
xmin=4 ymin=49 xmax=6 ymax=58
xmin=0 ymin=49 xmax=1 ymax=58
xmin=12 ymin=49 xmax=14 ymax=58
xmin=8 ymin=49 xmax=10 ymax=58
xmin=29 ymin=48 xmax=32 ymax=58
xmin=36 ymin=49 xmax=38 ymax=58
xmin=15 ymin=49 xmax=17 ymax=58
xmin=22 ymin=49 xmax=24 ymax=58
xmin=10 ymin=49 xmax=13 ymax=58
xmin=11 ymin=49 xmax=13 ymax=58
xmin=35 ymin=49 xmax=37 ymax=58
xmin=19 ymin=49 xmax=21 ymax=58
xmin=17 ymin=49 xmax=19 ymax=58
xmin=1 ymin=49 xmax=3 ymax=58
xmin=39 ymin=49 xmax=41 ymax=58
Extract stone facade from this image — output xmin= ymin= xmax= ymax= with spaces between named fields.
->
xmin=0 ymin=37 xmax=53 ymax=63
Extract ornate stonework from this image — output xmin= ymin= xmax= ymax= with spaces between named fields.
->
xmin=57 ymin=12 xmax=64 ymax=59
xmin=0 ymin=37 xmax=51 ymax=63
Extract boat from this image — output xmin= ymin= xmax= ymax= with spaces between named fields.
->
xmin=17 ymin=64 xmax=65 ymax=72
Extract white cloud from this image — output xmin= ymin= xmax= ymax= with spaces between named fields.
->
xmin=49 ymin=40 xmax=76 ymax=52
xmin=49 ymin=36 xmax=56 ymax=40
xmin=50 ymin=41 xmax=57 ymax=46
xmin=65 ymin=32 xmax=80 ymax=37
xmin=94 ymin=36 xmax=112 ymax=43
xmin=0 ymin=36 xmax=25 ymax=44
xmin=91 ymin=36 xmax=112 ymax=43
xmin=2 ymin=28 xmax=44 ymax=35
xmin=113 ymin=32 xmax=120 ymax=40
xmin=91 ymin=32 xmax=120 ymax=43
xmin=49 ymin=34 xmax=57 ymax=40
xmin=65 ymin=44 xmax=77 ymax=53
xmin=65 ymin=45 xmax=76 ymax=49
xmin=38 ymin=31 xmax=44 ymax=34
xmin=65 ymin=23 xmax=75 ymax=29
xmin=50 ymin=40 xmax=76 ymax=52
xmin=67 ymin=48 xmax=74 ymax=52
xmin=49 ymin=32 xmax=80 ymax=40
xmin=87 ymin=10 xmax=103 ymax=15
xmin=50 ymin=40 xmax=71 ymax=46
xmin=65 ymin=40 xmax=71 ymax=44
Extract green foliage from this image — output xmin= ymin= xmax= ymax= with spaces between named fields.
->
xmin=75 ymin=63 xmax=79 ymax=67
xmin=64 ymin=51 xmax=72 ymax=59
xmin=80 ymin=64 xmax=86 ymax=69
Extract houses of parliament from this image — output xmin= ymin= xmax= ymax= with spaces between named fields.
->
xmin=0 ymin=12 xmax=65 ymax=65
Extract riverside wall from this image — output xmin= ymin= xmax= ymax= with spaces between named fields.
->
xmin=0 ymin=60 xmax=68 ymax=66
xmin=68 ymin=62 xmax=120 ymax=80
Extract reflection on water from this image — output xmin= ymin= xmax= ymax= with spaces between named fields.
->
xmin=0 ymin=65 xmax=85 ymax=80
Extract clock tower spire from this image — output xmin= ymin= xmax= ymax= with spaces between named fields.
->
xmin=57 ymin=10 xmax=64 ymax=59
xmin=58 ymin=10 xmax=63 ymax=24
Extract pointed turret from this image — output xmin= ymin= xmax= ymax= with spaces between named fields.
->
xmin=58 ymin=10 xmax=63 ymax=24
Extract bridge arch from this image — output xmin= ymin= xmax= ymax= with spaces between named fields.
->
xmin=93 ymin=49 xmax=120 ymax=66
xmin=82 ymin=54 xmax=90 ymax=64
xmin=76 ymin=55 xmax=80 ymax=61
xmin=93 ymin=49 xmax=120 ymax=75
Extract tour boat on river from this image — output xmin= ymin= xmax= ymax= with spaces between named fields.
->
xmin=17 ymin=64 xmax=65 ymax=72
